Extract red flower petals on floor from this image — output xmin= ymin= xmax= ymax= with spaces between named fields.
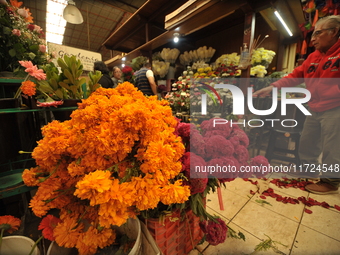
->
xmin=244 ymin=178 xmax=340 ymax=215
xmin=304 ymin=209 xmax=313 ymax=214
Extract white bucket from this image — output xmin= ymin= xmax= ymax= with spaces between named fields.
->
xmin=0 ymin=236 xmax=40 ymax=255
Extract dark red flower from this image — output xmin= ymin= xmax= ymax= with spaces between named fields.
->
xmin=27 ymin=24 xmax=35 ymax=31
xmin=199 ymin=218 xmax=228 ymax=246
xmin=204 ymin=135 xmax=234 ymax=159
xmin=181 ymin=152 xmax=208 ymax=195
xmin=304 ymin=209 xmax=313 ymax=214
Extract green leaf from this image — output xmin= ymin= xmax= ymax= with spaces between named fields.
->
xmin=255 ymin=200 xmax=272 ymax=206
xmin=28 ymin=52 xmax=36 ymax=60
xmin=55 ymin=89 xmax=64 ymax=99
xmin=8 ymin=49 xmax=16 ymax=57
xmin=29 ymin=44 xmax=39 ymax=52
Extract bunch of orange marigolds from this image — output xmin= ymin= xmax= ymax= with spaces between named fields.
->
xmin=22 ymin=82 xmax=190 ymax=255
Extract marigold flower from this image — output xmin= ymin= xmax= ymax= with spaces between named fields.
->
xmin=21 ymin=80 xmax=36 ymax=96
xmin=54 ymin=217 xmax=84 ymax=248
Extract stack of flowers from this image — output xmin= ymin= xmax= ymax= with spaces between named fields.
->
xmin=251 ymin=47 xmax=276 ymax=69
xmin=0 ymin=0 xmax=50 ymax=75
xmin=166 ymin=70 xmax=192 ymax=113
xmin=176 ymin=118 xmax=269 ymax=245
xmin=215 ymin=53 xmax=240 ymax=67
xmin=250 ymin=65 xmax=268 ymax=78
xmin=121 ymin=65 xmax=134 ymax=83
xmin=152 ymin=60 xmax=170 ymax=79
xmin=22 ymin=82 xmax=191 ymax=254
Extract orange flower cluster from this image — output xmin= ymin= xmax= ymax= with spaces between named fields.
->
xmin=21 ymin=80 xmax=36 ymax=96
xmin=22 ymin=82 xmax=190 ymax=255
xmin=0 ymin=215 xmax=21 ymax=234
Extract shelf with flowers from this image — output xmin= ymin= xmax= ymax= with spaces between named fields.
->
xmin=0 ymin=0 xmax=51 ymax=77
xmin=14 ymin=55 xmax=102 ymax=110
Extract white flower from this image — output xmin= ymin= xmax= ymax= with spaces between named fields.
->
xmin=178 ymin=76 xmax=183 ymax=81
xmin=172 ymin=83 xmax=177 ymax=87
xmin=183 ymin=71 xmax=188 ymax=75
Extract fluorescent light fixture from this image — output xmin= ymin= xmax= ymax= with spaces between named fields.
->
xmin=122 ymin=63 xmax=125 ymax=68
xmin=46 ymin=0 xmax=67 ymax=45
xmin=122 ymin=57 xmax=126 ymax=61
xmin=274 ymin=10 xmax=293 ymax=37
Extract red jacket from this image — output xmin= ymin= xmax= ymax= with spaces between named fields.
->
xmin=272 ymin=39 xmax=340 ymax=112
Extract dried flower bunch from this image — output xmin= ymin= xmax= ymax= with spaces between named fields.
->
xmin=22 ymin=82 xmax=191 ymax=254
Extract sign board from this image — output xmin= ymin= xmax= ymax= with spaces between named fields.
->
xmin=47 ymin=42 xmax=102 ymax=71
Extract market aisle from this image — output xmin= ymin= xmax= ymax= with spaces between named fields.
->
xmin=190 ymin=177 xmax=340 ymax=255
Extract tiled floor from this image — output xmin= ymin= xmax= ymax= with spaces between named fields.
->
xmin=188 ymin=175 xmax=340 ymax=255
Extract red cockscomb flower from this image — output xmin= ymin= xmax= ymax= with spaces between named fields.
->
xmin=199 ymin=217 xmax=228 ymax=245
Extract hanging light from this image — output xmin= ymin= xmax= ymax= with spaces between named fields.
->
xmin=173 ymin=33 xmax=180 ymax=43
xmin=63 ymin=0 xmax=83 ymax=24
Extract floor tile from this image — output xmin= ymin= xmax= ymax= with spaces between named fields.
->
xmin=231 ymin=201 xmax=299 ymax=254
xmin=308 ymin=193 xmax=340 ymax=214
xmin=300 ymin=203 xmax=340 ymax=241
xmin=223 ymin=178 xmax=258 ymax=199
xmin=206 ymin=186 xmax=251 ymax=221
xmin=291 ymin=225 xmax=340 ymax=255
xmin=250 ymin=190 xmax=305 ymax=222
xmin=203 ymin=222 xmax=287 ymax=255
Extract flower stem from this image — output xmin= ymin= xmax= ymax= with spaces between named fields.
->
xmin=28 ymin=235 xmax=43 ymax=255
xmin=0 ymin=228 xmax=4 ymax=252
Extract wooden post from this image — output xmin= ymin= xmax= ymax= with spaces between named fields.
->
xmin=240 ymin=12 xmax=255 ymax=94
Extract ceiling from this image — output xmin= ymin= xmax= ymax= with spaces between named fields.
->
xmin=22 ymin=0 xmax=149 ymax=61
xmin=21 ymin=0 xmax=305 ymax=65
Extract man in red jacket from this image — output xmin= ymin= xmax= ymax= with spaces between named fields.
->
xmin=254 ymin=15 xmax=340 ymax=194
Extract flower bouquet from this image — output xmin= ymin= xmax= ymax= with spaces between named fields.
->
xmin=0 ymin=0 xmax=50 ymax=75
xmin=121 ymin=65 xmax=134 ymax=83
xmin=16 ymin=55 xmax=102 ymax=108
xmin=22 ymin=82 xmax=191 ymax=254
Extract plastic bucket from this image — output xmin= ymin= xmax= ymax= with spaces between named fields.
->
xmin=0 ymin=236 xmax=40 ymax=255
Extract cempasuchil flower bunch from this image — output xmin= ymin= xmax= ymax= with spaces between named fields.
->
xmin=22 ymin=82 xmax=190 ymax=255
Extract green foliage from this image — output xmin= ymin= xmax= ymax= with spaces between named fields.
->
xmin=57 ymin=55 xmax=87 ymax=99
xmin=131 ymin=56 xmax=148 ymax=71
xmin=252 ymin=234 xmax=287 ymax=254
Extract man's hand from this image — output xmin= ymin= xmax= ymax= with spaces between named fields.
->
xmin=253 ymin=85 xmax=274 ymax=97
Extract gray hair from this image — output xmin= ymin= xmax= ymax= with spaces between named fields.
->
xmin=316 ymin=15 xmax=340 ymax=29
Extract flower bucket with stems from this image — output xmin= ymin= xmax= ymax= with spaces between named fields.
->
xmin=0 ymin=236 xmax=40 ymax=255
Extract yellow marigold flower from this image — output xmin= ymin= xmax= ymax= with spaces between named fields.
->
xmin=74 ymin=170 xmax=112 ymax=206
xmin=99 ymin=200 xmax=133 ymax=227
xmin=54 ymin=217 xmax=84 ymax=248
xmin=160 ymin=180 xmax=191 ymax=205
